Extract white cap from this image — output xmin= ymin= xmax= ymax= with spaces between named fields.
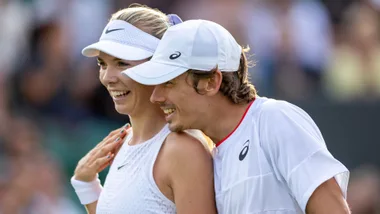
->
xmin=82 ymin=20 xmax=160 ymax=60
xmin=123 ymin=20 xmax=242 ymax=85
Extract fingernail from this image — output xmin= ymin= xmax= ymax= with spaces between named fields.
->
xmin=120 ymin=123 xmax=130 ymax=133
xmin=115 ymin=137 xmax=120 ymax=142
xmin=107 ymin=154 xmax=111 ymax=158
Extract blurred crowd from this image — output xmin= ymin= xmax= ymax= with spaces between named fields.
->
xmin=0 ymin=0 xmax=379 ymax=213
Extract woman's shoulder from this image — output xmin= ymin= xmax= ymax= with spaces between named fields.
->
xmin=163 ymin=131 xmax=212 ymax=158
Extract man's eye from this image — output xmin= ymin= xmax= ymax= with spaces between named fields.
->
xmin=165 ymin=81 xmax=174 ymax=86
xmin=118 ymin=62 xmax=130 ymax=67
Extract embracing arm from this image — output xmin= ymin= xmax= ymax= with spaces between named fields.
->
xmin=163 ymin=132 xmax=217 ymax=214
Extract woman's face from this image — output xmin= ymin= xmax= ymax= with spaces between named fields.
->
xmin=97 ymin=52 xmax=155 ymax=116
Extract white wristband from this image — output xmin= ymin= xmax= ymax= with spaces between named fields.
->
xmin=71 ymin=175 xmax=103 ymax=205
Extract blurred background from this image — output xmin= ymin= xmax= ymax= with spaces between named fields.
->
xmin=0 ymin=0 xmax=379 ymax=213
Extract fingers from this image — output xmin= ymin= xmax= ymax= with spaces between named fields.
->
xmin=108 ymin=142 xmax=123 ymax=168
xmin=107 ymin=123 xmax=131 ymax=138
xmin=74 ymin=124 xmax=131 ymax=181
xmin=104 ymin=126 xmax=130 ymax=146
xmin=98 ymin=124 xmax=131 ymax=154
xmin=91 ymin=136 xmax=124 ymax=162
xmin=94 ymin=123 xmax=131 ymax=149
xmin=88 ymin=135 xmax=117 ymax=159
xmin=110 ymin=126 xmax=132 ymax=155
xmin=109 ymin=127 xmax=133 ymax=166
xmin=87 ymin=134 xmax=120 ymax=163
xmin=91 ymin=153 xmax=115 ymax=172
xmin=98 ymin=153 xmax=116 ymax=172
xmin=81 ymin=123 xmax=132 ymax=173
xmin=89 ymin=133 xmax=128 ymax=164
xmin=112 ymin=144 xmax=123 ymax=158
xmin=90 ymin=124 xmax=131 ymax=156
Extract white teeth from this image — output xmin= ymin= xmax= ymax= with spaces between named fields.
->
xmin=110 ymin=91 xmax=128 ymax=98
xmin=163 ymin=109 xmax=175 ymax=115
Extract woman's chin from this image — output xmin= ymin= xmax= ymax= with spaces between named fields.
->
xmin=114 ymin=105 xmax=130 ymax=115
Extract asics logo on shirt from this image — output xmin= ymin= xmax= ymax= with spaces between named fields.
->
xmin=239 ymin=140 xmax=250 ymax=161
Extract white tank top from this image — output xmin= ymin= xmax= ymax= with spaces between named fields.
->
xmin=96 ymin=124 xmax=176 ymax=214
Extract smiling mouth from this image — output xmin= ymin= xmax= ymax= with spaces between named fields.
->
xmin=110 ymin=91 xmax=131 ymax=99
xmin=163 ymin=108 xmax=175 ymax=115
xmin=162 ymin=108 xmax=176 ymax=122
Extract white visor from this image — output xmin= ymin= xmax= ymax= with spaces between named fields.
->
xmin=82 ymin=40 xmax=154 ymax=61
xmin=82 ymin=20 xmax=160 ymax=60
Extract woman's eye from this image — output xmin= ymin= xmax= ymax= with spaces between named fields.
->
xmin=97 ymin=61 xmax=106 ymax=69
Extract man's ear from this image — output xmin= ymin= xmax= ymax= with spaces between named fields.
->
xmin=196 ymin=69 xmax=222 ymax=96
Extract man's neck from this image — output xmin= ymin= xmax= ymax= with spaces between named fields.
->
xmin=201 ymin=97 xmax=253 ymax=144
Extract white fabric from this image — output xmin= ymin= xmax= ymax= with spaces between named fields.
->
xmin=123 ymin=19 xmax=242 ymax=85
xmin=82 ymin=20 xmax=160 ymax=60
xmin=70 ymin=176 xmax=103 ymax=205
xmin=183 ymin=129 xmax=213 ymax=150
xmin=213 ymin=96 xmax=349 ymax=214
xmin=96 ymin=124 xmax=176 ymax=213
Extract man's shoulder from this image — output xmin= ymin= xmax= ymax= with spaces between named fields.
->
xmin=256 ymin=96 xmax=293 ymax=113
xmin=237 ymin=96 xmax=294 ymax=127
xmin=255 ymin=97 xmax=307 ymax=122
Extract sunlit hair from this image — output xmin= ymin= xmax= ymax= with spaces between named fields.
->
xmin=188 ymin=46 xmax=257 ymax=104
xmin=110 ymin=3 xmax=171 ymax=39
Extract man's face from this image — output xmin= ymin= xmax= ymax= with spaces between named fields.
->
xmin=150 ymin=72 xmax=207 ymax=132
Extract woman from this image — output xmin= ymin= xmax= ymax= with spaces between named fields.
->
xmin=70 ymin=4 xmax=216 ymax=214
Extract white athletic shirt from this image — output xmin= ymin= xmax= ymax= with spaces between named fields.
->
xmin=96 ymin=124 xmax=176 ymax=214
xmin=213 ymin=96 xmax=349 ymax=214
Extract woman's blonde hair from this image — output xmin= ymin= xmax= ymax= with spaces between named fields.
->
xmin=110 ymin=3 xmax=171 ymax=39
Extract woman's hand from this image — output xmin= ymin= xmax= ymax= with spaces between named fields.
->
xmin=74 ymin=124 xmax=130 ymax=182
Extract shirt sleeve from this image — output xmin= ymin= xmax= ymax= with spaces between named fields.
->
xmin=258 ymin=100 xmax=349 ymax=213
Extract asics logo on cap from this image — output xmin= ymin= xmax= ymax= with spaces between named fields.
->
xmin=239 ymin=140 xmax=250 ymax=161
xmin=105 ymin=27 xmax=124 ymax=34
xmin=169 ymin=51 xmax=181 ymax=60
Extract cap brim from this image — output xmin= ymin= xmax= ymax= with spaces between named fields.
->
xmin=82 ymin=40 xmax=153 ymax=60
xmin=122 ymin=61 xmax=188 ymax=85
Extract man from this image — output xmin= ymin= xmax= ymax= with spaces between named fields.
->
xmin=123 ymin=20 xmax=350 ymax=213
